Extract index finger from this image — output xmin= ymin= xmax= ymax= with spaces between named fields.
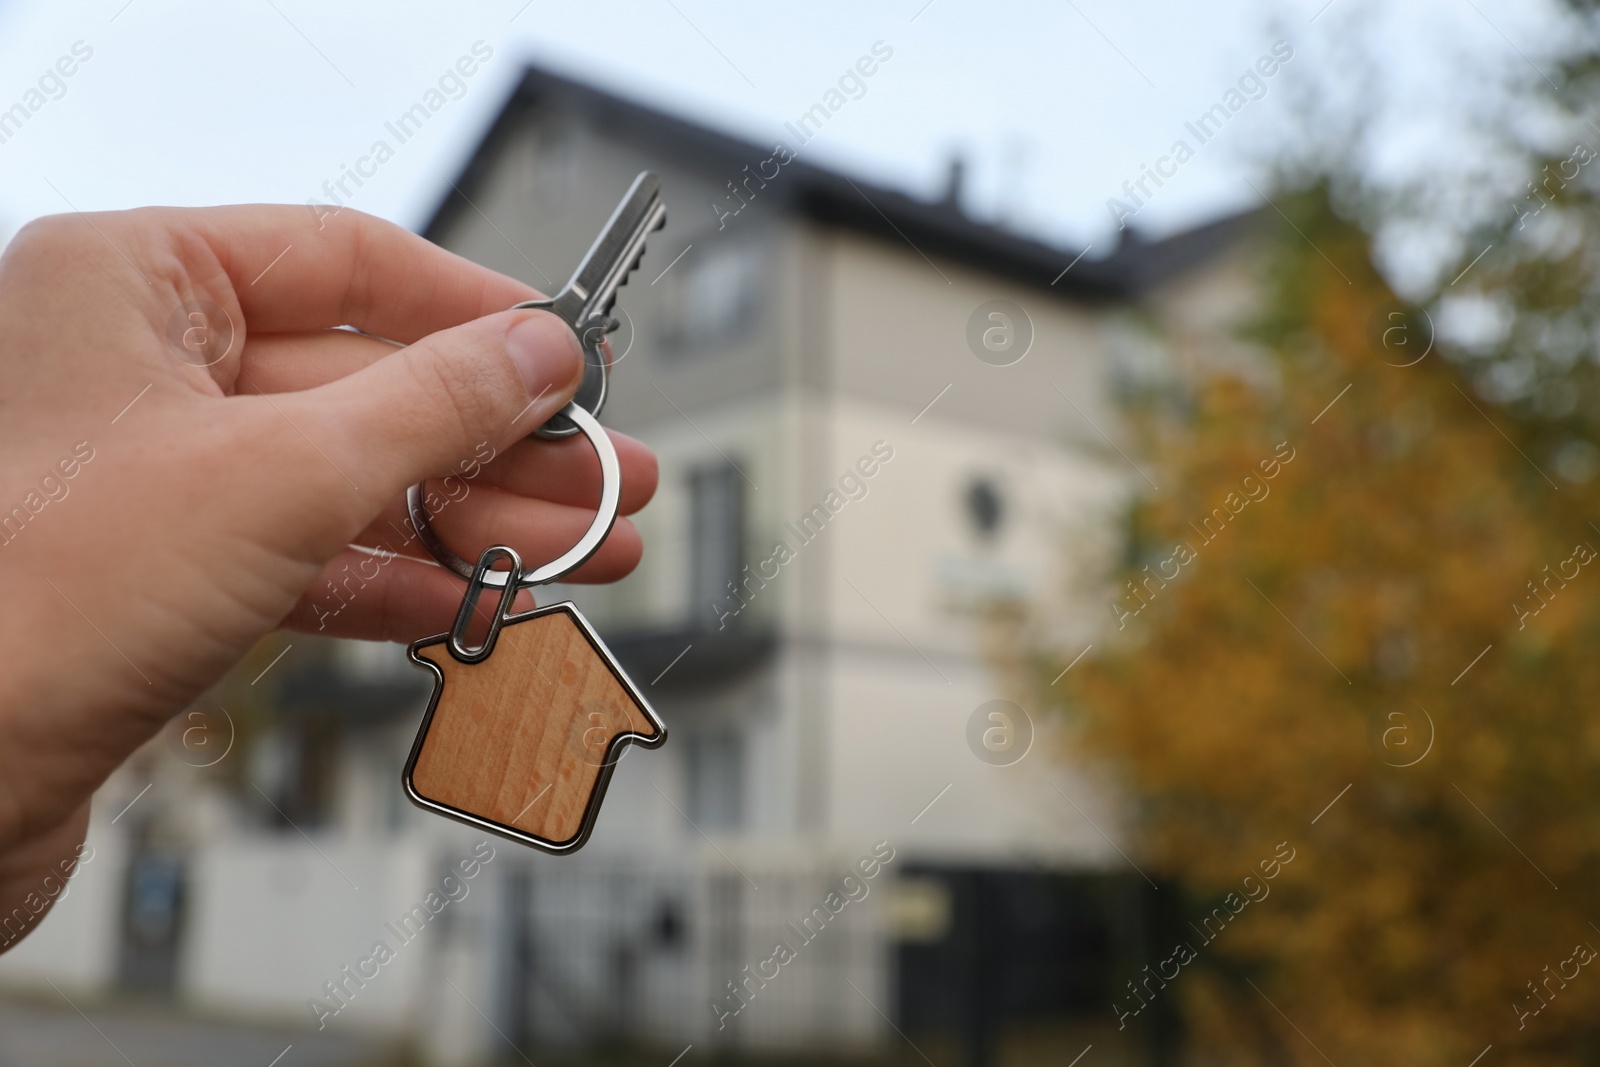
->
xmin=178 ymin=204 xmax=549 ymax=343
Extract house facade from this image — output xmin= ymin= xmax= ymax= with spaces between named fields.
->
xmin=0 ymin=62 xmax=1256 ymax=1066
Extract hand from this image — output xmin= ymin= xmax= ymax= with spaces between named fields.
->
xmin=0 ymin=205 xmax=658 ymax=947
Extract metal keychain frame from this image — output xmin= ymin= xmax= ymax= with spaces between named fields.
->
xmin=446 ymin=545 xmax=524 ymax=663
xmin=400 ymin=395 xmax=665 ymax=855
xmin=402 ymin=599 xmax=667 ymax=855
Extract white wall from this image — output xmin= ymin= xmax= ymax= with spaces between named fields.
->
xmin=181 ymin=829 xmax=500 ymax=1037
xmin=0 ymin=810 xmax=126 ymax=992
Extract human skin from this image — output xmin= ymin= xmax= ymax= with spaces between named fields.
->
xmin=0 ymin=205 xmax=658 ymax=948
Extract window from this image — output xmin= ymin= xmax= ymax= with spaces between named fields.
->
xmin=964 ymin=476 xmax=1005 ymax=539
xmin=658 ymin=243 xmax=762 ymax=353
xmin=684 ymin=729 xmax=744 ymax=830
xmin=689 ymin=462 xmax=744 ymax=627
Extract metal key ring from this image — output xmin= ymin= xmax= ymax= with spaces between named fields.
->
xmin=406 ymin=402 xmax=620 ymax=589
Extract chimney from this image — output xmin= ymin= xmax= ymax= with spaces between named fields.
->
xmin=942 ymin=155 xmax=966 ymax=215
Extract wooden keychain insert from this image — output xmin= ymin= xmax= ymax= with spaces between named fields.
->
xmin=402 ymin=541 xmax=665 ymax=853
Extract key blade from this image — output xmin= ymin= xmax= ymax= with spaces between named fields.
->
xmin=581 ymin=199 xmax=666 ymax=322
xmin=563 ymin=172 xmax=663 ymax=312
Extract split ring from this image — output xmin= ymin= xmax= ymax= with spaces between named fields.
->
xmin=406 ymin=401 xmax=621 ymax=590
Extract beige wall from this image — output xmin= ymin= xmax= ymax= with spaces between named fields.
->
xmin=824 ymin=228 xmax=1116 ymax=434
xmin=430 ymin=104 xmax=1191 ymax=864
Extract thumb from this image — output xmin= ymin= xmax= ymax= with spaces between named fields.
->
xmin=296 ymin=308 xmax=584 ymax=503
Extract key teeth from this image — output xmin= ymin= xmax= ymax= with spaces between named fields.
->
xmin=617 ymin=239 xmax=651 ymax=291
xmin=615 ymin=205 xmax=665 ymax=293
xmin=594 ymin=200 xmax=664 ymax=311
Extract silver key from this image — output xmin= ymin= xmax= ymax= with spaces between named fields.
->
xmin=516 ymin=171 xmax=667 ymax=438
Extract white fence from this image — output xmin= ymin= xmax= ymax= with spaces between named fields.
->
xmin=0 ymin=825 xmax=895 ymax=1064
xmin=508 ymin=851 xmax=892 ymax=1054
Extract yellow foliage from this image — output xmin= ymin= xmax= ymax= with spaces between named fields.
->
xmin=1044 ymin=187 xmax=1600 ymax=1064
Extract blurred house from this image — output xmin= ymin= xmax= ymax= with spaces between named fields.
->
xmin=0 ymin=63 xmax=1254 ymax=1066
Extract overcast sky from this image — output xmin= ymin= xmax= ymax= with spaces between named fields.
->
xmin=0 ymin=0 xmax=1573 ymax=275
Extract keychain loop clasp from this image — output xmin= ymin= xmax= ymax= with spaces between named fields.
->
xmin=407 ymin=401 xmax=622 ymax=591
xmin=448 ymin=545 xmax=524 ymax=663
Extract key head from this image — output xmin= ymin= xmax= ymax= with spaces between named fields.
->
xmin=513 ymin=299 xmax=612 ymax=439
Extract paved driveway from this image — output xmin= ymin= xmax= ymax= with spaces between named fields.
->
xmin=0 ymin=995 xmax=396 ymax=1067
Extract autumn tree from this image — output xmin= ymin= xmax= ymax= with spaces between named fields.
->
xmin=1032 ymin=183 xmax=1600 ymax=1065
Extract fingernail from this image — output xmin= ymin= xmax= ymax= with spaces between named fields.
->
xmin=505 ymin=311 xmax=583 ymax=398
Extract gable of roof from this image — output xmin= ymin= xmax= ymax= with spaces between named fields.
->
xmin=421 ymin=64 xmax=1256 ymax=302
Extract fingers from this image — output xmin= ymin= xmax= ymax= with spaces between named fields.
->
xmin=243 ymin=329 xmax=658 ymax=514
xmin=279 ymin=550 xmax=490 ymax=643
xmin=178 ymin=204 xmax=547 ymax=342
xmin=281 ymin=532 xmax=629 ymax=644
xmin=237 ymin=329 xmax=400 ymax=393
xmin=473 ymin=431 xmax=658 ymax=515
xmin=355 ymin=487 xmax=644 ymax=584
xmin=280 ymin=309 xmax=584 ymax=510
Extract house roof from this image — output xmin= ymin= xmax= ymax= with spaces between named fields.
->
xmin=421 ymin=64 xmax=1255 ymax=302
